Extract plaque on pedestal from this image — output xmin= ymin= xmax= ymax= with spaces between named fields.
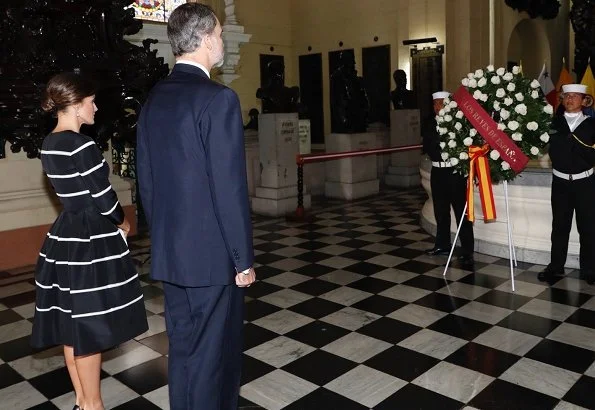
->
xmin=251 ymin=113 xmax=311 ymax=216
xmin=325 ymin=133 xmax=379 ymax=200
xmin=298 ymin=119 xmax=311 ymax=154
xmin=385 ymin=109 xmax=422 ymax=187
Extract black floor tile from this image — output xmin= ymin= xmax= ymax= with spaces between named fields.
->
xmin=294 ymin=251 xmax=334 ymax=263
xmin=29 ymin=366 xmax=108 ymax=400
xmin=387 ymin=248 xmax=424 ymax=260
xmin=343 ymin=262 xmax=386 ymax=276
xmin=336 ymin=230 xmax=368 ymax=239
xmin=381 ymin=237 xmax=416 ymax=247
xmin=241 ymin=354 xmax=276 ymax=385
xmin=139 ymin=332 xmax=169 ymax=356
xmin=458 ymin=272 xmax=508 ymax=289
xmin=0 ymin=309 xmax=24 ymax=326
xmin=243 ymin=323 xmax=280 ymax=351
xmin=254 ymin=265 xmax=284 ymax=280
xmin=294 ymin=241 xmax=329 ymax=251
xmin=395 ymin=260 xmax=437 ymax=274
xmin=340 ymin=239 xmax=380 ymax=249
xmin=245 ymin=281 xmax=284 ymax=299
xmin=114 ymin=356 xmax=168 ymax=395
xmin=112 ymin=397 xmax=162 ymax=410
xmin=292 ymin=263 xmax=337 ymax=278
xmin=255 ymin=253 xmax=286 ymax=265
xmin=563 ymin=375 xmax=595 ymax=409
xmin=258 ymin=233 xmax=290 ymax=242
xmin=428 ymin=314 xmax=492 ymax=340
xmin=474 ymin=289 xmax=532 ymax=310
xmin=288 ymin=297 xmax=345 ymax=319
xmin=364 ymin=346 xmax=439 ymax=381
xmin=244 ymin=300 xmax=282 ymax=322
xmin=0 ymin=336 xmax=43 ymax=362
xmin=0 ymin=290 xmax=36 ymax=308
xmin=351 ymin=295 xmax=406 ymax=316
xmin=297 ymin=232 xmax=327 ymax=241
xmin=285 ymin=320 xmax=351 ymax=348
xmin=469 ymin=379 xmax=559 ymax=410
xmin=254 ymin=242 xmax=287 ymax=252
xmin=357 ymin=317 xmax=421 ymax=344
xmin=402 ymin=275 xmax=449 ymax=291
xmin=525 ymin=339 xmax=595 ymax=374
xmin=535 ymin=287 xmax=592 ymax=307
xmin=281 ymin=350 xmax=357 ymax=386
xmin=564 ymin=308 xmax=595 ymax=329
xmin=375 ymin=383 xmax=464 ymax=410
xmin=414 ymin=292 xmax=470 ymax=313
xmin=445 ymin=342 xmax=520 ymax=377
xmin=0 ymin=363 xmax=24 ymax=389
xmin=346 ymin=277 xmax=395 ymax=294
xmin=283 ymin=388 xmax=367 ymax=410
xmin=340 ymin=249 xmax=381 ymax=261
xmin=290 ymin=279 xmax=340 ymax=296
xmin=27 ymin=403 xmax=60 ymax=410
xmin=496 ymin=311 xmax=561 ymax=338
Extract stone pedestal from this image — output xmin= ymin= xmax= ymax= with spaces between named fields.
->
xmin=325 ymin=133 xmax=379 ymax=200
xmin=367 ymin=122 xmax=390 ymax=182
xmin=251 ymin=113 xmax=311 ymax=216
xmin=385 ymin=109 xmax=422 ymax=187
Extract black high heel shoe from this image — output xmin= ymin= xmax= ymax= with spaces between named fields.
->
xmin=73 ymin=405 xmax=81 ymax=410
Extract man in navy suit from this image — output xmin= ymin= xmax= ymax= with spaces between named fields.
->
xmin=136 ymin=3 xmax=255 ymax=409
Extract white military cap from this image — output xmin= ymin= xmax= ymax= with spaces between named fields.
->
xmin=432 ymin=91 xmax=450 ymax=100
xmin=562 ymin=84 xmax=588 ymax=94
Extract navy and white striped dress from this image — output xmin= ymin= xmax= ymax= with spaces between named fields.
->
xmin=31 ymin=130 xmax=148 ymax=355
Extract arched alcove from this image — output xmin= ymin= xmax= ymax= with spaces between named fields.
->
xmin=507 ymin=19 xmax=552 ymax=78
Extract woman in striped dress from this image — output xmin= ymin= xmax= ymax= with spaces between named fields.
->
xmin=31 ymin=72 xmax=148 ymax=410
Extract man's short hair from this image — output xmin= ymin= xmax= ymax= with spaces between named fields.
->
xmin=167 ymin=3 xmax=218 ymax=57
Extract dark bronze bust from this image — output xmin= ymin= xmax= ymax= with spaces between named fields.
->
xmin=390 ymin=69 xmax=417 ymax=110
xmin=244 ymin=108 xmax=259 ymax=130
xmin=330 ymin=52 xmax=369 ymax=133
xmin=256 ymin=60 xmax=299 ymax=113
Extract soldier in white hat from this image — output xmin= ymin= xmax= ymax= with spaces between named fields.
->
xmin=423 ymin=91 xmax=474 ymax=267
xmin=539 ymin=83 xmax=595 ymax=283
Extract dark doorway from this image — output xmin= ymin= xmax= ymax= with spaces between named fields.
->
xmin=299 ymin=53 xmax=324 ymax=144
xmin=411 ymin=46 xmax=444 ymax=123
xmin=363 ymin=45 xmax=391 ymax=125
xmin=328 ymin=48 xmax=355 ymax=134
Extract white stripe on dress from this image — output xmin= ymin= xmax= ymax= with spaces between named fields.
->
xmin=46 ymin=159 xmax=105 ymax=179
xmin=40 ymin=140 xmax=96 ymax=156
xmin=71 ymin=294 xmax=144 ymax=318
xmin=35 ymin=305 xmax=72 ymax=313
xmin=35 ymin=281 xmax=70 ymax=291
xmin=70 ymin=274 xmax=139 ymax=294
xmin=46 ymin=231 xmax=120 ymax=242
xmin=101 ymin=201 xmax=119 ymax=216
xmin=91 ymin=185 xmax=112 ymax=198
xmin=39 ymin=249 xmax=130 ymax=265
xmin=56 ymin=190 xmax=90 ymax=198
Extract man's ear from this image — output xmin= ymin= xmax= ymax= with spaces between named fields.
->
xmin=204 ymin=33 xmax=212 ymax=51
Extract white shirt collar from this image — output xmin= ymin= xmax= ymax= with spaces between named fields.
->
xmin=175 ymin=60 xmax=210 ymax=78
xmin=564 ymin=111 xmax=582 ymax=117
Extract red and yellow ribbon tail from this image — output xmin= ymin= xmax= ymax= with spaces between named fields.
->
xmin=467 ymin=145 xmax=497 ymax=222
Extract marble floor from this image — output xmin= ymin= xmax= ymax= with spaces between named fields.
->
xmin=2 ymin=188 xmax=595 ymax=409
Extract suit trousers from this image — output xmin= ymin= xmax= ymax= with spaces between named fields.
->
xmin=163 ymin=281 xmax=244 ymax=410
xmin=549 ymin=174 xmax=595 ymax=273
xmin=430 ymin=166 xmax=474 ymax=256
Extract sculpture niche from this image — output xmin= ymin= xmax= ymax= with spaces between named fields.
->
xmin=330 ymin=52 xmax=369 ymax=133
xmin=390 ymin=69 xmax=417 ymax=110
xmin=256 ymin=60 xmax=300 ymax=114
xmin=0 ymin=0 xmax=169 ymax=160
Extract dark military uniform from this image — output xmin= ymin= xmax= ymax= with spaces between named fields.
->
xmin=542 ymin=113 xmax=595 ymax=281
xmin=423 ymin=117 xmax=474 ymax=258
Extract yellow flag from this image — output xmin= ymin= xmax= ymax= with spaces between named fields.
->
xmin=555 ymin=63 xmax=573 ymax=111
xmin=580 ymin=64 xmax=595 ymax=97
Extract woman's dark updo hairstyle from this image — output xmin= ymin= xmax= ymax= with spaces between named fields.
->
xmin=41 ymin=72 xmax=97 ymax=114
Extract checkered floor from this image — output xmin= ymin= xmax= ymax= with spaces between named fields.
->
xmin=2 ymin=188 xmax=595 ymax=409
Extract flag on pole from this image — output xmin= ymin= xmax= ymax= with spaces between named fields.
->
xmin=555 ymin=59 xmax=573 ymax=111
xmin=538 ymin=63 xmax=556 ymax=107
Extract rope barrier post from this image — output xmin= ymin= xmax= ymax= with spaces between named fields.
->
xmin=296 ymin=156 xmax=304 ymax=218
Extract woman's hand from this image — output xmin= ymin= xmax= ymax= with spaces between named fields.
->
xmin=118 ymin=218 xmax=131 ymax=238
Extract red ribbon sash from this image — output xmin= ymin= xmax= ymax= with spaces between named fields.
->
xmin=453 ymin=86 xmax=529 ymax=173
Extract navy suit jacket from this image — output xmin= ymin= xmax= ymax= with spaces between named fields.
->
xmin=137 ymin=64 xmax=254 ymax=287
